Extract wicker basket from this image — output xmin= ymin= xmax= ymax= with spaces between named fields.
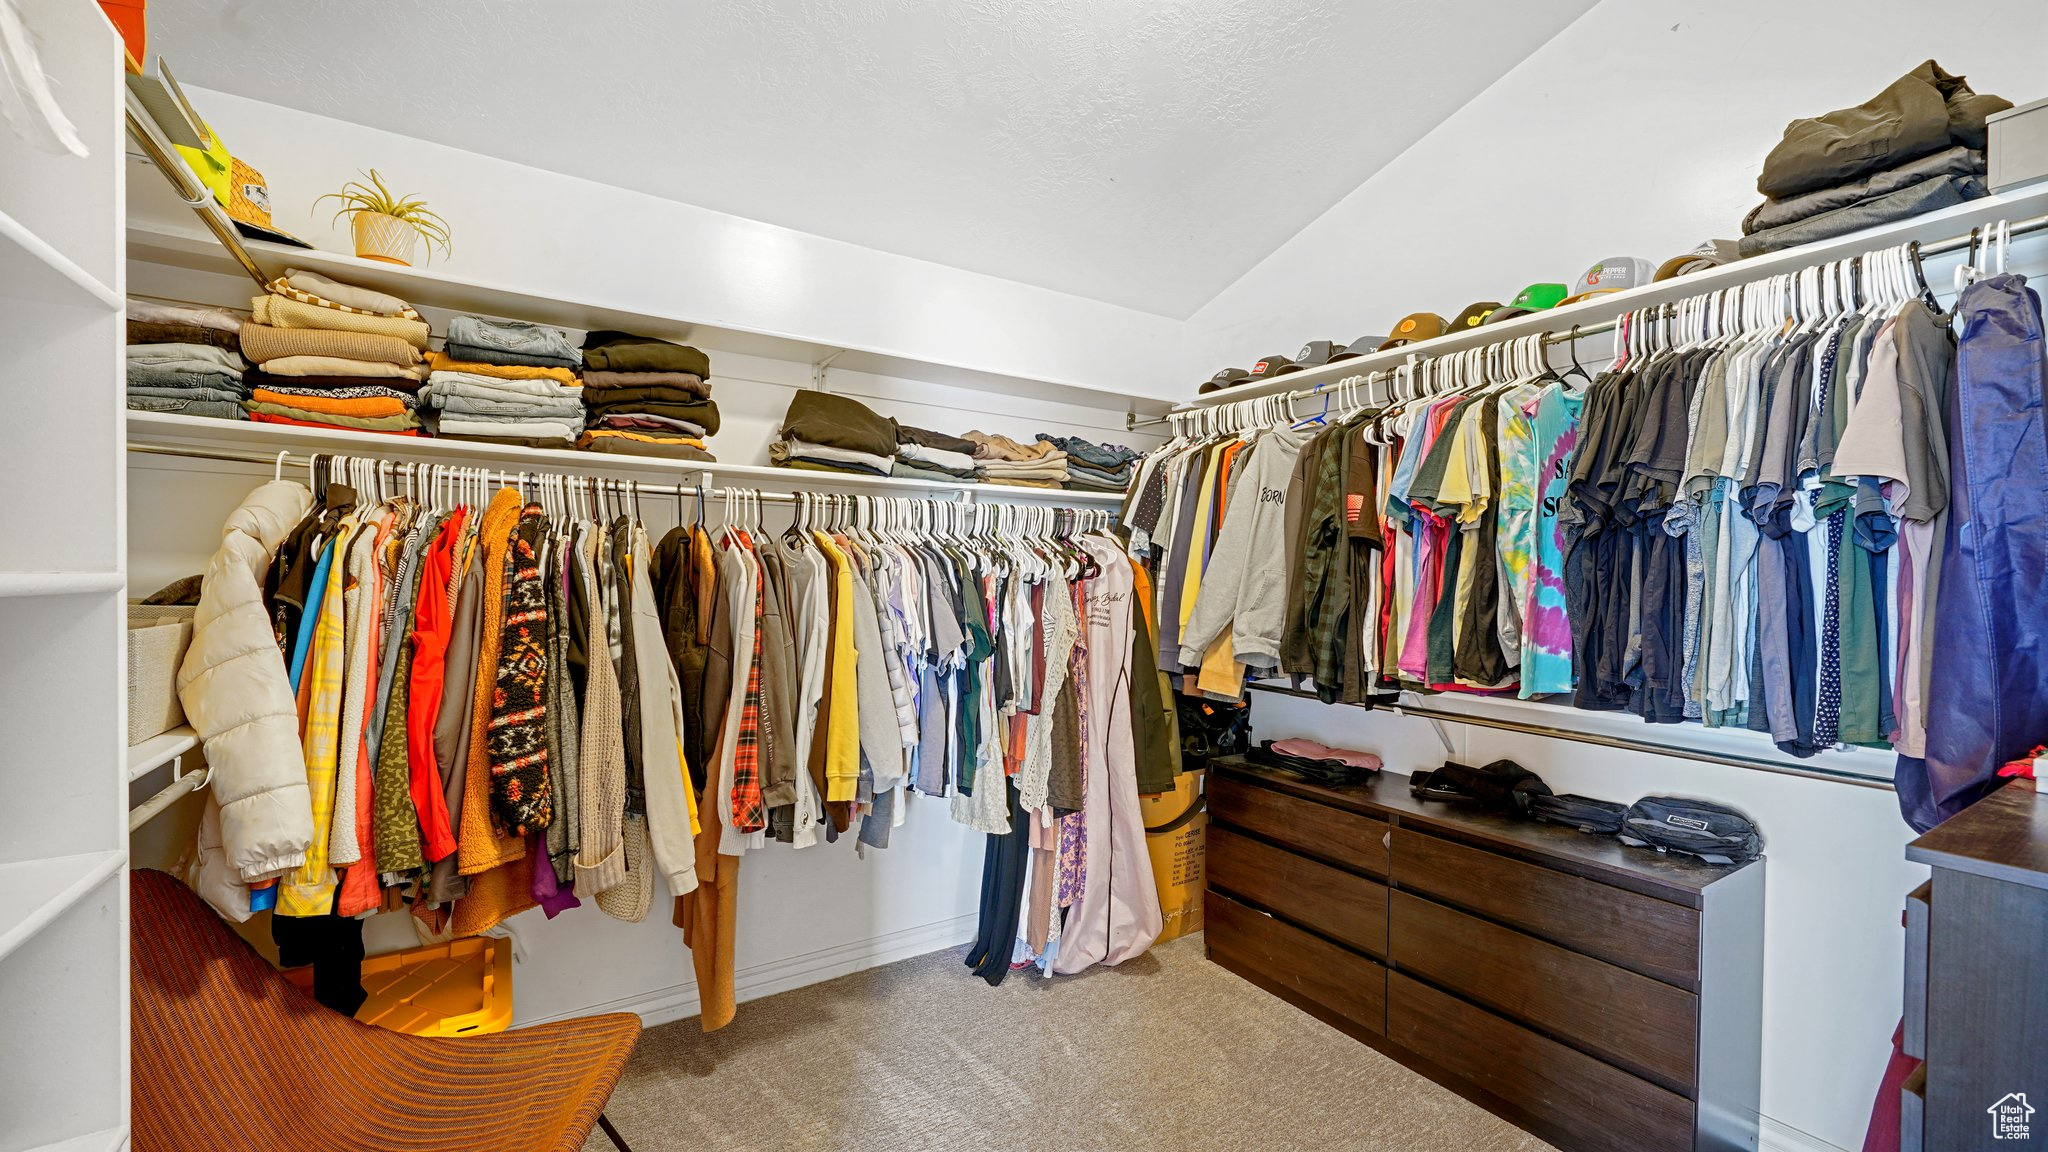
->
xmin=128 ymin=604 xmax=195 ymax=745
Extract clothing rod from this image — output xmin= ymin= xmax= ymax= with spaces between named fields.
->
xmin=1247 ymin=683 xmax=1895 ymax=790
xmin=125 ymin=441 xmax=1120 ymax=516
xmin=130 ymin=769 xmax=208 ymax=833
xmin=1132 ymin=208 xmax=2048 ymax=430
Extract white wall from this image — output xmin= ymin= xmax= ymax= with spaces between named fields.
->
xmin=1183 ymin=0 xmax=2048 ymax=377
xmin=164 ymin=88 xmax=1186 ymax=400
xmin=1179 ymin=5 xmax=2048 ymax=1149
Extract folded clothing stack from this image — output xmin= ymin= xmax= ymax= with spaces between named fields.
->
xmin=577 ymin=331 xmax=717 ymax=461
xmin=1038 ymin=433 xmax=1140 ymax=492
xmin=1245 ymin=738 xmax=1382 ymax=784
xmin=239 ymin=268 xmax=429 ymax=435
xmin=1741 ymin=60 xmax=2010 ymax=257
xmin=424 ymin=316 xmax=586 ymax=447
xmin=892 ymin=426 xmax=980 ymax=483
xmin=126 ymin=299 xmax=250 ymax=421
xmin=964 ymin=430 xmax=1068 ymax=489
xmin=772 ymin=391 xmax=899 ymax=477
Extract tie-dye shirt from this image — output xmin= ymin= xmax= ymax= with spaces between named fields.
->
xmin=1520 ymin=382 xmax=1585 ymax=696
xmin=1492 ymin=379 xmax=1546 ymax=666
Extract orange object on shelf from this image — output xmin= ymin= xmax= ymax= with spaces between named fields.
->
xmin=97 ymin=0 xmax=146 ymax=66
xmin=282 ymin=935 xmax=513 ymax=1037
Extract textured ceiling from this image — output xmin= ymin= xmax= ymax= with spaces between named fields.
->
xmin=152 ymin=0 xmax=1594 ymax=318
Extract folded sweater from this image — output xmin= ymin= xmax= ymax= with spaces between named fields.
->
xmin=425 ymin=350 xmax=581 ymax=385
xmin=580 ymin=370 xmax=711 ymax=398
xmin=251 ymin=292 xmax=431 ymax=349
xmin=442 ymin=341 xmax=581 ymax=371
xmin=250 ymin=387 xmax=412 ymax=418
xmin=241 ymin=322 xmax=423 ymax=368
xmin=250 ymin=354 xmax=426 ymax=381
xmin=580 ymin=332 xmax=711 ymax=377
xmin=280 ymin=268 xmax=418 ymax=318
xmin=780 ymin=391 xmax=896 ymax=458
xmin=896 ymin=440 xmax=976 ymax=475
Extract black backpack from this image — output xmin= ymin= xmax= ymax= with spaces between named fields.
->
xmin=1531 ymin=793 xmax=1628 ymax=836
xmin=1618 ymin=796 xmax=1763 ymax=865
xmin=1409 ymin=759 xmax=1552 ymax=819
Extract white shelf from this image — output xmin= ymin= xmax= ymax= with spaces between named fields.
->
xmin=123 ymin=214 xmax=1176 ymax=419
xmin=127 ymin=411 xmax=1127 ymax=505
xmin=0 ymin=572 xmax=125 ymax=598
xmin=0 ymin=851 xmax=126 ymax=966
xmin=127 ymin=725 xmax=199 ymax=783
xmin=1183 ymin=180 xmax=2048 ymax=409
xmin=0 ymin=206 xmax=122 ymax=313
xmin=27 ymin=1124 xmax=128 ymax=1152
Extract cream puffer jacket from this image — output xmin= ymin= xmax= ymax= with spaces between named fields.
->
xmin=178 ymin=479 xmax=314 ymax=920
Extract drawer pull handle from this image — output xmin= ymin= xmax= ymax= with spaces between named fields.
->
xmin=1383 ymin=831 xmax=1391 ymax=850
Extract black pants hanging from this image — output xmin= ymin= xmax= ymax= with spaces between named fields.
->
xmin=272 ymin=909 xmax=367 ymax=1016
xmin=964 ymin=780 xmax=1030 ymax=987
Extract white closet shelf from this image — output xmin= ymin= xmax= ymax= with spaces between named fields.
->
xmin=127 ymin=726 xmax=199 ymax=783
xmin=26 ymin=1124 xmax=128 ymax=1152
xmin=0 ymin=206 xmax=122 ymax=312
xmin=1176 ymin=179 xmax=2048 ymax=410
xmin=123 ymin=215 xmax=1176 ymax=419
xmin=0 ymin=572 xmax=125 ymax=598
xmin=127 ymin=411 xmax=1127 ymax=505
xmin=0 ymin=850 xmax=126 ymax=966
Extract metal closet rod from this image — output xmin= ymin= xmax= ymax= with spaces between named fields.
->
xmin=1247 ymin=683 xmax=1895 ymax=790
xmin=1134 ymin=208 xmax=2048 ymax=431
xmin=125 ymin=441 xmax=1121 ymax=519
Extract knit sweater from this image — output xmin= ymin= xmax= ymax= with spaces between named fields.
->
xmin=485 ymin=505 xmax=555 ymax=836
xmin=574 ymin=524 xmax=630 ymax=898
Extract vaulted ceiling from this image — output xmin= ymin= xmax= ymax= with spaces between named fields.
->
xmin=153 ymin=0 xmax=1595 ymax=317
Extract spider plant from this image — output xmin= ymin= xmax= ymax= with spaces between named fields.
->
xmin=315 ymin=169 xmax=452 ymax=261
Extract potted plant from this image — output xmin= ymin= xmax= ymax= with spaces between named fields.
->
xmin=315 ymin=169 xmax=451 ymax=266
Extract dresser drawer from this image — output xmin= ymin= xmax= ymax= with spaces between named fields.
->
xmin=1390 ymin=890 xmax=1698 ymax=1093
xmin=1388 ymin=972 xmax=1695 ymax=1152
xmin=1208 ymin=825 xmax=1388 ymax=958
xmin=1210 ymin=773 xmax=1389 ymax=877
xmin=1391 ymin=827 xmax=1700 ymax=989
xmin=1206 ymin=891 xmax=1385 ymax=1036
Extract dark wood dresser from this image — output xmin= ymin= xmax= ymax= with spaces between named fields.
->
xmin=1203 ymin=760 xmax=1764 ymax=1152
xmin=1901 ymin=779 xmax=2048 ymax=1151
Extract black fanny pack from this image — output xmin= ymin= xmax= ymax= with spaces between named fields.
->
xmin=1618 ymin=796 xmax=1762 ymax=865
xmin=1530 ymin=793 xmax=1628 ymax=836
xmin=1409 ymin=759 xmax=1552 ymax=819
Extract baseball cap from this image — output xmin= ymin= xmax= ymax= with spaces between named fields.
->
xmin=1654 ymin=239 xmax=1739 ymax=281
xmin=1378 ymin=313 xmax=1447 ymax=351
xmin=1247 ymin=354 xmax=1300 ymax=380
xmin=1295 ymin=340 xmax=1347 ymax=367
xmin=1329 ymin=335 xmax=1390 ymax=362
xmin=1198 ymin=367 xmax=1250 ymax=395
xmin=1450 ymin=302 xmax=1503 ymax=331
xmin=1562 ymin=257 xmax=1654 ymax=305
xmin=1482 ymin=283 xmax=1569 ymax=325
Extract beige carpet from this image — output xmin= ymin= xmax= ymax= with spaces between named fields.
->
xmin=586 ymin=933 xmax=1558 ymax=1152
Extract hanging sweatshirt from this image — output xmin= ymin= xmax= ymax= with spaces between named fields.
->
xmin=1177 ymin=426 xmax=1314 ymax=670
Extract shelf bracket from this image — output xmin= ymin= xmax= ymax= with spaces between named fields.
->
xmin=812 ymin=349 xmax=846 ymax=392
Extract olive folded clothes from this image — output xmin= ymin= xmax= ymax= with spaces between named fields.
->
xmin=580 ymin=370 xmax=710 ymax=399
xmin=244 ymin=401 xmax=422 ymax=433
xmin=584 ymin=398 xmax=720 ymax=436
xmin=580 ymin=332 xmax=710 ymax=376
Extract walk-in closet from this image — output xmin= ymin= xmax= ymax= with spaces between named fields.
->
xmin=2 ymin=2 xmax=2047 ymax=1150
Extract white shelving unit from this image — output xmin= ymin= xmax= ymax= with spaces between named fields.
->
xmin=0 ymin=3 xmax=129 ymax=1151
xmin=127 ymin=410 xmax=1127 ymax=506
xmin=125 ymin=726 xmax=198 ymax=784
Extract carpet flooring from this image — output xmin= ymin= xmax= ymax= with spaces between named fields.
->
xmin=586 ymin=932 xmax=1559 ymax=1152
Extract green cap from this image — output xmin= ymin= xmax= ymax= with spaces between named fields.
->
xmin=1508 ymin=283 xmax=1568 ymax=310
